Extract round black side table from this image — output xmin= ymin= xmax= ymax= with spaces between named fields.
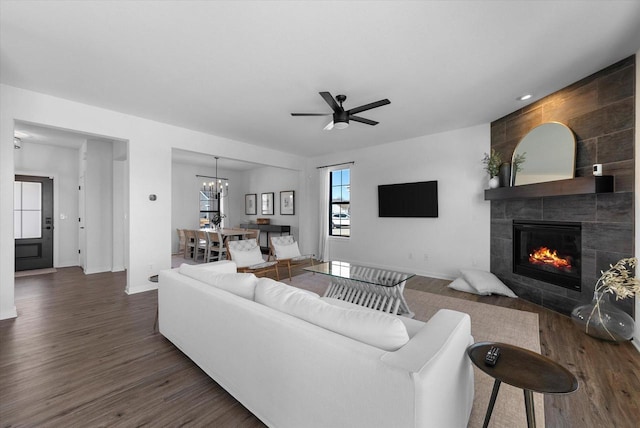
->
xmin=467 ymin=341 xmax=578 ymax=428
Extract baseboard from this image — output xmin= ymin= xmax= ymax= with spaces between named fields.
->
xmin=112 ymin=265 xmax=126 ymax=272
xmin=125 ymin=281 xmax=158 ymax=295
xmin=55 ymin=262 xmax=80 ymax=268
xmin=84 ymin=267 xmax=113 ymax=275
xmin=633 ymin=338 xmax=640 ymax=354
xmin=0 ymin=306 xmax=18 ymax=320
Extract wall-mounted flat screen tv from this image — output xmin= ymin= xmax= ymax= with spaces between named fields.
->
xmin=378 ymin=180 xmax=438 ymax=218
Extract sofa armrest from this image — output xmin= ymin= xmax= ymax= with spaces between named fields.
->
xmin=381 ymin=309 xmax=474 ymax=428
xmin=381 ymin=308 xmax=471 ymax=372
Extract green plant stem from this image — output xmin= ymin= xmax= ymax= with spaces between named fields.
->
xmin=585 ymin=281 xmax=616 ymax=340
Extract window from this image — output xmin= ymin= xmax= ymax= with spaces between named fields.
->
xmin=14 ymin=181 xmax=42 ymax=239
xmin=330 ymin=168 xmax=350 ymax=237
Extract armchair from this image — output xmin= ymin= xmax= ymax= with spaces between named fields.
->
xmin=226 ymin=238 xmax=279 ymax=279
xmin=268 ymin=235 xmax=315 ymax=281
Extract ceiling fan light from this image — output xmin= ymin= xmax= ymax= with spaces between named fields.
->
xmin=334 ymin=121 xmax=349 ymax=130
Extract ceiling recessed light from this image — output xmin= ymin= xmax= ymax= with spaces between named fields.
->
xmin=517 ymin=94 xmax=532 ymax=101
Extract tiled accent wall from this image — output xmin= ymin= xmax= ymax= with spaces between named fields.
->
xmin=490 ymin=56 xmax=635 ymax=316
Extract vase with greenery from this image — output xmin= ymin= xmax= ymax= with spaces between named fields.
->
xmin=510 ymin=152 xmax=526 ymax=186
xmin=211 ymin=212 xmax=226 ymax=229
xmin=571 ymin=257 xmax=639 ymax=341
xmin=482 ymin=149 xmax=502 ymax=188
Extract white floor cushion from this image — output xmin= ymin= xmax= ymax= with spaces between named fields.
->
xmin=459 ymin=268 xmax=517 ymax=298
xmin=447 ymin=277 xmax=490 ymax=295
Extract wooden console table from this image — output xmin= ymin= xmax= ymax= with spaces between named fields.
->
xmin=239 ymin=223 xmax=291 ymax=252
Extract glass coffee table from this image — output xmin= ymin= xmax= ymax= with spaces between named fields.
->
xmin=305 ymin=261 xmax=415 ymax=317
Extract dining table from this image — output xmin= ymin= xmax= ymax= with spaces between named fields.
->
xmin=200 ymin=228 xmax=253 ymax=241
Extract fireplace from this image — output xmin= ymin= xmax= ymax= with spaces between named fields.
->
xmin=513 ymin=221 xmax=581 ymax=291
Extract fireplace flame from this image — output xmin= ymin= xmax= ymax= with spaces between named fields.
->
xmin=528 ymin=247 xmax=572 ymax=270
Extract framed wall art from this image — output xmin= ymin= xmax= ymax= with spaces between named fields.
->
xmin=280 ymin=190 xmax=294 ymax=215
xmin=245 ymin=193 xmax=257 ymax=215
xmin=261 ymin=192 xmax=274 ymax=215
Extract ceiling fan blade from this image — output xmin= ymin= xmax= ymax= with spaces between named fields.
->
xmin=291 ymin=113 xmax=332 ymax=116
xmin=323 ymin=121 xmax=334 ymax=131
xmin=319 ymin=92 xmax=340 ymax=112
xmin=350 ymin=115 xmax=379 ymax=126
xmin=347 ymin=99 xmax=390 ymax=115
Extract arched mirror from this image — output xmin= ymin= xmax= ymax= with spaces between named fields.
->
xmin=512 ymin=122 xmax=576 ymax=186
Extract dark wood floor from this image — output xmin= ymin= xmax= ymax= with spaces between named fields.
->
xmin=1 ymin=266 xmax=638 ymax=427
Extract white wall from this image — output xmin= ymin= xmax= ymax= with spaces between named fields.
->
xmin=243 ymin=166 xmax=300 ymax=235
xmin=13 ymin=141 xmax=80 ymax=268
xmin=0 ymin=84 xmax=306 ymax=319
xmin=302 ymin=124 xmax=490 ymax=279
xmin=84 ymin=139 xmax=114 ymax=274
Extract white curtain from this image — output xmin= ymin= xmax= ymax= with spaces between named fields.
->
xmin=318 ymin=169 xmax=330 ymax=261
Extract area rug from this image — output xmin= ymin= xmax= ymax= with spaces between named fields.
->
xmin=289 ymin=272 xmax=543 ymax=428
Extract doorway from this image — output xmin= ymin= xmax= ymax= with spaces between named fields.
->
xmin=14 ymin=175 xmax=54 ymax=271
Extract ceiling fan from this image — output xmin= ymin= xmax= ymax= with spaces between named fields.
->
xmin=291 ymin=92 xmax=390 ymax=130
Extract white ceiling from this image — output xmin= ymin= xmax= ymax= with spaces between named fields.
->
xmin=2 ymin=1 xmax=640 ymax=158
xmin=14 ymin=122 xmax=89 ymax=149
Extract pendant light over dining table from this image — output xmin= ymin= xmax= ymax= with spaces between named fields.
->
xmin=200 ymin=157 xmax=229 ymax=199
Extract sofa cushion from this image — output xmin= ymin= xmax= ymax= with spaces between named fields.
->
xmin=180 ymin=263 xmax=257 ymax=300
xmin=256 ymin=278 xmax=409 ymax=351
xmin=320 ymin=297 xmax=425 ymax=338
xmin=254 ymin=277 xmax=320 ymax=304
xmin=179 ymin=260 xmax=237 ymax=274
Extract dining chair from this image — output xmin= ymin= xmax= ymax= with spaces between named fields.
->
xmin=176 ymin=229 xmax=186 ymax=255
xmin=242 ymin=228 xmax=260 ymax=242
xmin=268 ymin=235 xmax=315 ymax=281
xmin=206 ymin=230 xmax=226 ymax=262
xmin=226 ymin=238 xmax=279 ymax=279
xmin=194 ymin=230 xmax=209 ymax=262
xmin=184 ymin=229 xmax=197 ymax=259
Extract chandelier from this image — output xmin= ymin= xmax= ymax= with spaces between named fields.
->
xmin=198 ymin=157 xmax=229 ymax=199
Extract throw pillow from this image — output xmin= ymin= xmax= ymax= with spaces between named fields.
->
xmin=447 ymin=277 xmax=490 ymax=296
xmin=459 ymin=268 xmax=518 ymax=298
xmin=230 ymin=245 xmax=265 ymax=268
xmin=274 ymin=241 xmax=301 ymax=259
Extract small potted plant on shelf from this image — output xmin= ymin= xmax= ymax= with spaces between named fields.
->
xmin=510 ymin=152 xmax=526 ymax=186
xmin=482 ymin=149 xmax=502 ymax=188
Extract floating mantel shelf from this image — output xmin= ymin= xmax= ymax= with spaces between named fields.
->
xmin=484 ymin=176 xmax=614 ymax=200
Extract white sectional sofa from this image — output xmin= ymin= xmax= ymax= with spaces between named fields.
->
xmin=158 ymin=261 xmax=474 ymax=428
